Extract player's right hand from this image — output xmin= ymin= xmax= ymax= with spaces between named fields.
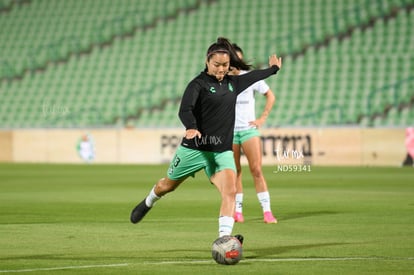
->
xmin=185 ymin=129 xmax=202 ymax=139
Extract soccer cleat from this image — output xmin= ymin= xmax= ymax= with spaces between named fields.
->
xmin=263 ymin=211 xmax=277 ymax=224
xmin=234 ymin=212 xmax=244 ymax=223
xmin=130 ymin=199 xmax=151 ymax=224
xmin=234 ymin=234 xmax=244 ymax=245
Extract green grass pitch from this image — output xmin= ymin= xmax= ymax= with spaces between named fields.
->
xmin=0 ymin=163 xmax=413 ymax=274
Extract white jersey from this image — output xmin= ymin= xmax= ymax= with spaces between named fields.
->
xmin=79 ymin=140 xmax=95 ymax=161
xmin=234 ymin=70 xmax=270 ymax=131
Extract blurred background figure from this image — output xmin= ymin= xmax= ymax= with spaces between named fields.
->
xmin=77 ymin=134 xmax=95 ymax=163
xmin=402 ymin=127 xmax=414 ymax=167
xmin=229 ymin=44 xmax=277 ymax=224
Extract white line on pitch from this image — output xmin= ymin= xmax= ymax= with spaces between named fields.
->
xmin=144 ymin=256 xmax=414 ymax=265
xmin=0 ymin=263 xmax=129 ymax=273
xmin=2 ymin=257 xmax=412 ymax=272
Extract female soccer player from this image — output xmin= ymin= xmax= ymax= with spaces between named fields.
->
xmin=229 ymin=44 xmax=277 ymax=224
xmin=130 ymin=37 xmax=282 ymax=239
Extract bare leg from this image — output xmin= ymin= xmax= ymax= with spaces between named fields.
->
xmin=210 ymin=169 xmax=237 ymax=236
xmin=210 ymin=169 xmax=237 ymax=217
xmin=232 ymin=143 xmax=245 ymax=222
xmin=153 ymin=177 xmax=186 ymax=197
xmin=232 ymin=143 xmax=243 ymax=194
xmin=242 ymin=136 xmax=277 ymax=223
xmin=241 ymin=136 xmax=267 ymax=193
xmin=130 ymin=176 xmax=186 ymax=224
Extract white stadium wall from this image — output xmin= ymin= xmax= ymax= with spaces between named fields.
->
xmin=0 ymin=128 xmax=407 ymax=166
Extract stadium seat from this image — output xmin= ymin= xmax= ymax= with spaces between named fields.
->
xmin=0 ymin=0 xmax=412 ymax=128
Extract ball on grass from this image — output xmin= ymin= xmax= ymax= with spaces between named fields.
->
xmin=211 ymin=235 xmax=242 ymax=265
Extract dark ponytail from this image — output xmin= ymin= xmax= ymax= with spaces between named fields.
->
xmin=206 ymin=37 xmax=251 ymax=71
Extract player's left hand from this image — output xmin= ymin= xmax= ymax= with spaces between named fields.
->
xmin=269 ymin=54 xmax=282 ymax=69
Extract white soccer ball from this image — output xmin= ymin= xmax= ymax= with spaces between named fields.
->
xmin=211 ymin=235 xmax=243 ymax=265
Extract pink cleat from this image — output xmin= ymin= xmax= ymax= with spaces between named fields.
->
xmin=263 ymin=211 xmax=277 ymax=224
xmin=234 ymin=212 xmax=244 ymax=223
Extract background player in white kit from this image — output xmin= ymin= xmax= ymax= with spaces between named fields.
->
xmin=229 ymin=44 xmax=277 ymax=224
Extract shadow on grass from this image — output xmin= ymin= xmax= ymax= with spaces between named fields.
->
xmin=245 ymin=242 xmax=348 ymax=259
xmin=1 ymin=242 xmax=356 ymax=266
xmin=279 ymin=210 xmax=340 ymax=221
xmin=246 ymin=210 xmax=340 ymax=223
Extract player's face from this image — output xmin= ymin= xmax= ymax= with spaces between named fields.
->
xmin=206 ymin=53 xmax=230 ymax=81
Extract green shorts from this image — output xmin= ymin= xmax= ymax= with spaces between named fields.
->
xmin=233 ymin=128 xmax=260 ymax=145
xmin=167 ymin=146 xmax=236 ymax=180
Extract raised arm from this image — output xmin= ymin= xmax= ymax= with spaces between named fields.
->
xmin=236 ymin=54 xmax=282 ymax=94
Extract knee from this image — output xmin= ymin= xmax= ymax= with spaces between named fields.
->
xmin=249 ymin=165 xmax=263 ymax=179
xmin=225 ymin=183 xmax=237 ymax=198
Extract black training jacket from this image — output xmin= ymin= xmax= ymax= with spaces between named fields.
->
xmin=178 ymin=65 xmax=279 ymax=153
